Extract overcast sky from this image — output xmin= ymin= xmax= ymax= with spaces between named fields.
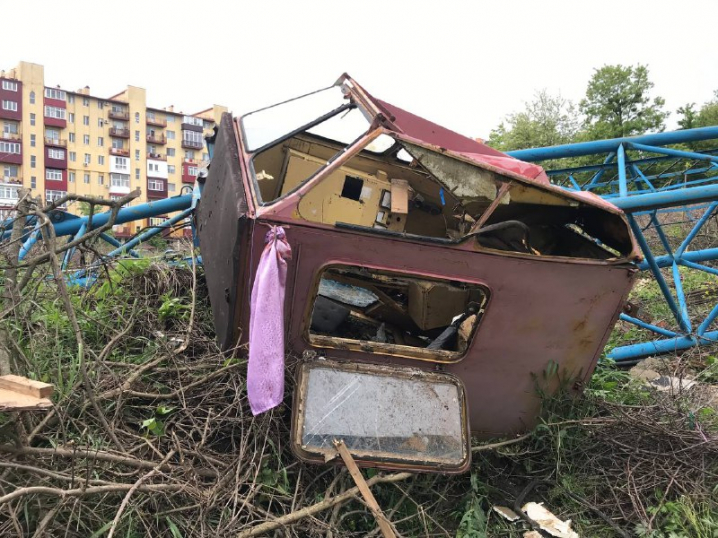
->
xmin=4 ymin=0 xmax=718 ymax=141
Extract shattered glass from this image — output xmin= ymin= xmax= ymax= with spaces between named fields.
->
xmin=297 ymin=362 xmax=468 ymax=468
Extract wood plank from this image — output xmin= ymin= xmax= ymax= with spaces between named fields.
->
xmin=390 ymin=179 xmax=409 ymax=215
xmin=333 ymin=439 xmax=396 ymax=538
xmin=0 ymin=388 xmax=52 ymax=412
xmin=0 ymin=375 xmax=54 ymax=399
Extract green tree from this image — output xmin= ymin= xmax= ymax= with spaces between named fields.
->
xmin=580 ymin=64 xmax=668 ymax=139
xmin=488 ymin=89 xmax=580 ymax=152
xmin=677 ymin=91 xmax=718 ymax=130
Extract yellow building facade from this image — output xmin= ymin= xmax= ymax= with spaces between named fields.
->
xmin=0 ymin=61 xmax=227 ymax=235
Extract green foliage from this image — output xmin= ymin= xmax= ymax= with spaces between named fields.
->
xmin=140 ymin=406 xmax=174 ymax=437
xmin=456 ymin=472 xmax=488 ymax=538
xmin=488 ymin=90 xmax=580 ymax=151
xmin=635 ymin=496 xmax=718 ymax=538
xmin=580 ymin=64 xmax=668 ymax=139
xmin=677 ymin=90 xmax=718 ymax=130
xmin=158 ymin=294 xmax=191 ymax=321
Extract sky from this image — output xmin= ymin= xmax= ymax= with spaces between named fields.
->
xmin=3 ymin=0 xmax=718 ymax=141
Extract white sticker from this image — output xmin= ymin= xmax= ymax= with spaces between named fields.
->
xmin=360 ymin=186 xmax=373 ymax=200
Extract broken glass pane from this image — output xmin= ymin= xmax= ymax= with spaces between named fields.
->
xmin=295 ymin=361 xmax=469 ymax=470
xmin=242 ymin=85 xmax=347 ymax=151
xmin=309 ymin=266 xmax=487 ymax=359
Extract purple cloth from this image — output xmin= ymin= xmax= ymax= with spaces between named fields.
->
xmin=247 ymin=226 xmax=292 ymax=415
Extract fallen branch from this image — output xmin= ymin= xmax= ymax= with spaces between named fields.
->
xmin=0 ymin=483 xmax=183 ymax=505
xmin=236 ymin=472 xmax=413 ymax=538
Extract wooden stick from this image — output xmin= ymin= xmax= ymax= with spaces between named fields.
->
xmin=333 ymin=439 xmax=396 ymax=538
xmin=236 ymin=471 xmax=412 ymax=538
xmin=0 ymin=375 xmax=53 ymax=399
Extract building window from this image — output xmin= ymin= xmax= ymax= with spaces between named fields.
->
xmin=2 ymin=100 xmax=18 ymax=112
xmin=135 ymin=112 xmax=140 ymax=124
xmin=2 ymin=80 xmax=18 ymax=92
xmin=149 ymin=217 xmax=167 ymax=227
xmin=3 ymin=165 xmax=19 ymax=179
xmin=135 ymin=150 xmax=140 ymax=161
xmin=182 ymin=130 xmax=203 ymax=145
xmin=30 ymin=134 xmax=36 ymax=147
xmin=48 ymin=148 xmax=65 ymax=159
xmin=97 ymin=101 xmax=104 ymax=110
xmin=2 ymin=121 xmax=18 ymax=136
xmin=46 ymin=169 xmax=63 ymax=181
xmin=98 ymin=118 xmax=104 ymax=127
xmin=183 ymin=116 xmax=203 ymax=127
xmin=110 ymin=173 xmax=130 ymax=188
xmin=166 ymin=130 xmax=175 ymax=140
xmin=168 ymin=182 xmax=176 ymax=193
xmin=30 ymin=155 xmax=36 ymax=168
xmin=83 ymin=116 xmax=89 ymax=126
xmin=111 ymin=138 xmax=123 ymax=150
xmin=44 ymin=106 xmax=66 ymax=120
xmin=46 ymin=189 xmax=66 ymax=204
xmin=148 ymin=179 xmax=164 ymax=191
xmin=83 ymin=134 xmax=90 ymax=145
xmin=0 ymin=141 xmax=20 ymax=154
xmin=83 ymin=97 xmax=89 ymax=106
xmin=135 ymin=168 xmax=140 ymax=180
xmin=202 ymin=153 xmax=208 ymax=161
xmin=84 ymin=153 xmax=91 ymax=165
xmin=97 ymin=136 xmax=104 ymax=147
xmin=134 ymin=130 xmax=140 ymax=142
xmin=29 ymin=91 xmax=35 ymax=104
xmin=69 ymin=151 xmax=76 ymax=162
xmin=167 ymin=148 xmax=175 ymax=157
xmin=168 ymin=165 xmax=175 ymax=174
xmin=113 ymin=157 xmax=128 ymax=170
xmin=83 ymin=173 xmax=90 ymax=184
xmin=0 ymin=184 xmax=19 ymax=201
xmin=69 ymin=172 xmax=75 ymax=183
xmin=98 ymin=155 xmax=105 ymax=165
xmin=30 ymin=113 xmax=35 ymax=126
xmin=188 ymin=165 xmax=199 ymax=176
xmin=184 ymin=150 xmax=195 ymax=160
xmin=98 ymin=174 xmax=104 ymax=185
xmin=69 ymin=133 xmax=75 ymax=143
xmin=45 ymin=128 xmax=59 ymax=141
xmin=31 ymin=176 xmax=36 ymax=188
xmin=45 ymin=88 xmax=66 ymax=100
xmin=166 ymin=115 xmax=174 ymax=123
xmin=67 ymin=94 xmax=74 ymax=104
xmin=69 ymin=113 xmax=74 ymax=124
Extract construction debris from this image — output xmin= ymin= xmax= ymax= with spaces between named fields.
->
xmin=0 ymin=374 xmax=53 ymax=411
xmin=522 ymin=502 xmax=580 ymax=538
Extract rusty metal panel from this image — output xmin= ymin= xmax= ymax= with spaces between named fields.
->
xmin=244 ymin=222 xmax=636 ymax=437
xmin=196 ymin=113 xmax=249 ymax=350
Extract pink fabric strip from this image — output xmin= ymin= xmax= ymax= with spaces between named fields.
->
xmin=247 ymin=226 xmax=292 ymax=415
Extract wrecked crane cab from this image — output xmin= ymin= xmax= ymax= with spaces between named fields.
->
xmin=197 ymin=75 xmax=640 ymax=473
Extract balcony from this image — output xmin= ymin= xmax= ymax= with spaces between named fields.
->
xmin=109 ymin=147 xmax=130 ymax=157
xmin=108 ymin=109 xmax=129 ymax=120
xmin=146 ymin=134 xmax=166 ymax=145
xmin=147 ymin=152 xmax=166 ymax=161
xmin=109 ymin=127 xmax=130 ymax=138
xmin=1 ymin=132 xmax=20 ymax=141
xmin=146 ymin=116 xmax=167 ymax=127
xmin=44 ymin=137 xmax=67 ymax=148
xmin=181 ymin=139 xmax=203 ymax=150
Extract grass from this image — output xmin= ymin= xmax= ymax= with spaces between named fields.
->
xmin=1 ymin=225 xmax=717 ymax=536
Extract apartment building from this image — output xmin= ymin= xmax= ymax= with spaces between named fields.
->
xmin=0 ymin=61 xmax=227 ymax=235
